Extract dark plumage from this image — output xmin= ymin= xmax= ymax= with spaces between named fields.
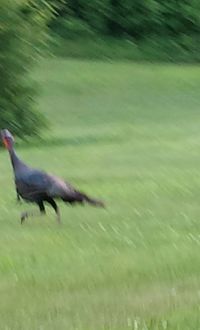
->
xmin=1 ymin=129 xmax=104 ymax=224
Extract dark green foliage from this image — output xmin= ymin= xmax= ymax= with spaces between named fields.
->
xmin=49 ymin=0 xmax=200 ymax=62
xmin=50 ymin=0 xmax=200 ymax=40
xmin=0 ymin=0 xmax=53 ymax=138
xmin=52 ymin=17 xmax=95 ymax=39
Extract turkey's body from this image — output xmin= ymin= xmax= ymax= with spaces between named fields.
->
xmin=15 ymin=168 xmax=86 ymax=205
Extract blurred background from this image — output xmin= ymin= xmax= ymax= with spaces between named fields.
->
xmin=0 ymin=0 xmax=200 ymax=329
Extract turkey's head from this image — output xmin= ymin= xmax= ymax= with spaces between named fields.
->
xmin=1 ymin=129 xmax=15 ymax=150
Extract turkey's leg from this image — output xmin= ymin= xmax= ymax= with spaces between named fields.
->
xmin=45 ymin=197 xmax=61 ymax=224
xmin=21 ymin=201 xmax=46 ymax=224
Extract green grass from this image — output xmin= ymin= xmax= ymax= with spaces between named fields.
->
xmin=1 ymin=59 xmax=200 ymax=329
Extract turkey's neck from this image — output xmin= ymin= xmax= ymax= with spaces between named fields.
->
xmin=8 ymin=147 xmax=23 ymax=171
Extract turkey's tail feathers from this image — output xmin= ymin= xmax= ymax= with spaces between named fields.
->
xmin=62 ymin=189 xmax=105 ymax=208
xmin=81 ymin=193 xmax=105 ymax=208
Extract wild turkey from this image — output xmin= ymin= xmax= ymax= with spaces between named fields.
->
xmin=1 ymin=129 xmax=104 ymax=224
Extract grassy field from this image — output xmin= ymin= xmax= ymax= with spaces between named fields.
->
xmin=0 ymin=59 xmax=200 ymax=329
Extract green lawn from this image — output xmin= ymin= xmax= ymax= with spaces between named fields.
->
xmin=1 ymin=59 xmax=200 ymax=329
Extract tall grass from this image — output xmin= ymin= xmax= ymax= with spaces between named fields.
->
xmin=51 ymin=35 xmax=200 ymax=62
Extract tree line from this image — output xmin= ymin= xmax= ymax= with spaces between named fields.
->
xmin=51 ymin=0 xmax=200 ymax=39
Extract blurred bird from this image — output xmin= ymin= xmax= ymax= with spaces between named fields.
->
xmin=1 ymin=129 xmax=105 ymax=224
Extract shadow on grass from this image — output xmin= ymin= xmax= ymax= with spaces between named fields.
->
xmin=16 ymin=133 xmax=123 ymax=150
